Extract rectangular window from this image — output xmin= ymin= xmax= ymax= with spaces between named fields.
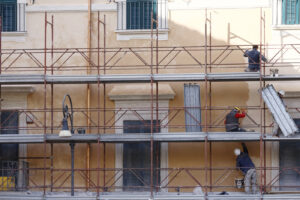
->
xmin=0 ymin=111 xmax=19 ymax=191
xmin=282 ymin=0 xmax=300 ymax=24
xmin=126 ymin=0 xmax=157 ymax=29
xmin=279 ymin=119 xmax=300 ymax=191
xmin=123 ymin=120 xmax=160 ymax=191
xmin=0 ymin=0 xmax=17 ymax=32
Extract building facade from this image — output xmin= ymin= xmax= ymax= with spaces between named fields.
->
xmin=0 ymin=0 xmax=300 ymax=199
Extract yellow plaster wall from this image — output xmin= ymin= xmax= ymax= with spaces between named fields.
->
xmin=1 ymin=2 xmax=277 ymax=192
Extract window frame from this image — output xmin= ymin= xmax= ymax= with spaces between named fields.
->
xmin=126 ymin=0 xmax=157 ymax=30
xmin=282 ymin=0 xmax=299 ymax=25
xmin=273 ymin=0 xmax=300 ymax=28
xmin=115 ymin=0 xmax=168 ymax=40
xmin=114 ymin=100 xmax=169 ymax=192
xmin=0 ymin=0 xmax=26 ymax=33
xmin=271 ymin=92 xmax=300 ymax=191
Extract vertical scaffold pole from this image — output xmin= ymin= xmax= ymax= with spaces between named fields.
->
xmin=50 ymin=14 xmax=54 ymax=193
xmin=103 ymin=14 xmax=107 ymax=192
xmin=150 ymin=2 xmax=154 ymax=197
xmin=43 ymin=12 xmax=47 ymax=196
xmin=204 ymin=8 xmax=209 ymax=198
xmin=259 ymin=8 xmax=264 ymax=196
xmin=97 ymin=11 xmax=101 ymax=198
xmin=208 ymin=11 xmax=213 ymax=192
xmin=155 ymin=0 xmax=159 ymax=193
xmin=263 ymin=11 xmax=267 ymax=193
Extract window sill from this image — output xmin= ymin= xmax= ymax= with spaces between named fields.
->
xmin=272 ymin=25 xmax=300 ymax=30
xmin=115 ymin=29 xmax=169 ymax=40
xmin=2 ymin=32 xmax=27 ymax=42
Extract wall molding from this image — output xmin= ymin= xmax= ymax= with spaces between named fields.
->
xmin=26 ymin=4 xmax=117 ymax=13
xmin=168 ymin=0 xmax=271 ymax=10
xmin=115 ymin=29 xmax=169 ymax=41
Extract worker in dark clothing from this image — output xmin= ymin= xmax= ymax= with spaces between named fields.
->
xmin=234 ymin=143 xmax=257 ymax=194
xmin=225 ymin=107 xmax=246 ymax=132
xmin=244 ymin=45 xmax=267 ymax=72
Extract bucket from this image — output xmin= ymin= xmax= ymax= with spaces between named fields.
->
xmin=235 ymin=178 xmax=244 ymax=189
xmin=0 ymin=176 xmax=15 ymax=191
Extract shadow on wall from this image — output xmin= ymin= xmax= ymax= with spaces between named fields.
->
xmin=22 ymin=8 xmax=267 ymax=194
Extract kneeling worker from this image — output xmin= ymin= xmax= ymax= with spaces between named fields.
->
xmin=225 ymin=107 xmax=246 ymax=132
xmin=234 ymin=143 xmax=257 ymax=194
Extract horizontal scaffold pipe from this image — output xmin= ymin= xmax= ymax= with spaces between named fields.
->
xmin=1 ymin=132 xmax=300 ymax=143
xmin=1 ymin=73 xmax=300 ymax=84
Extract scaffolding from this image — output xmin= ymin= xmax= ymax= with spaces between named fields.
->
xmin=1 ymin=4 xmax=300 ymax=199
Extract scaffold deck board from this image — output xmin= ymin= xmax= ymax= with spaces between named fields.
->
xmin=0 ymin=191 xmax=300 ymax=200
xmin=1 ymin=73 xmax=300 ymax=84
xmin=1 ymin=132 xmax=300 ymax=143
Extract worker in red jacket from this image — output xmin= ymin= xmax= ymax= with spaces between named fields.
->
xmin=225 ymin=107 xmax=246 ymax=132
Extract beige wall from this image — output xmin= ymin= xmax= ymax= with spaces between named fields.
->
xmin=1 ymin=1 xmax=282 ymax=192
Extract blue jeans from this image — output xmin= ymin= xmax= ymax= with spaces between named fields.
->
xmin=248 ymin=65 xmax=260 ymax=72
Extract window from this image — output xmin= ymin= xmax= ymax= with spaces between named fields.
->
xmin=282 ymin=0 xmax=299 ymax=24
xmin=123 ymin=120 xmax=160 ymax=191
xmin=0 ymin=111 xmax=19 ymax=191
xmin=116 ymin=0 xmax=168 ymax=34
xmin=279 ymin=140 xmax=300 ymax=191
xmin=116 ymin=0 xmax=168 ymax=40
xmin=0 ymin=0 xmax=17 ymax=32
xmin=126 ymin=0 xmax=156 ymax=30
xmin=0 ymin=0 xmax=25 ymax=32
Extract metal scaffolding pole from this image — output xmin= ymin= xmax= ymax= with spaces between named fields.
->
xmin=43 ymin=12 xmax=48 ymax=196
xmin=204 ymin=8 xmax=209 ymax=198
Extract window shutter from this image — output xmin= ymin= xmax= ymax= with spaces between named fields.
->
xmin=184 ymin=84 xmax=202 ymax=132
xmin=282 ymin=0 xmax=299 ymax=24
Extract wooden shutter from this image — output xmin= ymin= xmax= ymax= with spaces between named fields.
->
xmin=184 ymin=84 xmax=202 ymax=132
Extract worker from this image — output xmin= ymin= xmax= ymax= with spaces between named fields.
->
xmin=244 ymin=45 xmax=267 ymax=72
xmin=225 ymin=107 xmax=246 ymax=132
xmin=234 ymin=143 xmax=257 ymax=194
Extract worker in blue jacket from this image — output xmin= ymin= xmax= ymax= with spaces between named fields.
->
xmin=244 ymin=45 xmax=267 ymax=72
xmin=234 ymin=142 xmax=257 ymax=194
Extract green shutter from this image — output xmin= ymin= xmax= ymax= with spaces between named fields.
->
xmin=282 ymin=0 xmax=300 ymax=24
xmin=0 ymin=0 xmax=17 ymax=31
xmin=126 ymin=0 xmax=157 ymax=29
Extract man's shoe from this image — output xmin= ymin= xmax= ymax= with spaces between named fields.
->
xmin=244 ymin=68 xmax=251 ymax=72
